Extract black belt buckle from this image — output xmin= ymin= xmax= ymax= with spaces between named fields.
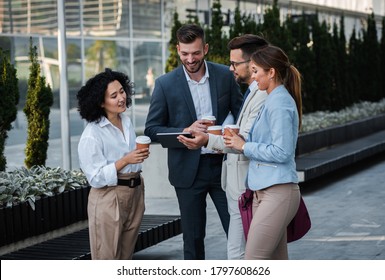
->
xmin=117 ymin=177 xmax=141 ymax=188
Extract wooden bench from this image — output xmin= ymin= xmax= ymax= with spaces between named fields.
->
xmin=0 ymin=215 xmax=181 ymax=260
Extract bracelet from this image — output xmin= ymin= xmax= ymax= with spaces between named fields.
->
xmin=241 ymin=144 xmax=245 ymax=152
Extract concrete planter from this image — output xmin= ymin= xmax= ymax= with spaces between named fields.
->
xmin=0 ymin=185 xmax=89 ymax=247
xmin=296 ymin=114 xmax=385 ymax=156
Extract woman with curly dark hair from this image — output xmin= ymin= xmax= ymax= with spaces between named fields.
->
xmin=77 ymin=68 xmax=150 ymax=259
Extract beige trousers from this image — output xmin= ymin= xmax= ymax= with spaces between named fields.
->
xmin=87 ymin=173 xmax=145 ymax=260
xmin=245 ymin=183 xmax=300 ymax=260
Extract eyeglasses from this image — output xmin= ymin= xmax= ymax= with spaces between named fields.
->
xmin=229 ymin=59 xmax=250 ymax=69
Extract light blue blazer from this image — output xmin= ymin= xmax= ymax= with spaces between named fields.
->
xmin=243 ymin=85 xmax=299 ymax=190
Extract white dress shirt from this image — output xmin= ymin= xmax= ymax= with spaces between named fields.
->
xmin=183 ymin=60 xmax=216 ymax=154
xmin=78 ymin=113 xmax=141 ymax=188
xmin=183 ymin=61 xmax=213 ymax=120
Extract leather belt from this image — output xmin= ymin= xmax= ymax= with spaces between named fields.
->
xmin=117 ymin=177 xmax=141 ymax=188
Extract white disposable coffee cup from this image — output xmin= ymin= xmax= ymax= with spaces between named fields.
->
xmin=207 ymin=125 xmax=223 ymax=135
xmin=224 ymin=124 xmax=240 ymax=136
xmin=136 ymin=135 xmax=151 ymax=149
xmin=202 ymin=115 xmax=216 ymax=125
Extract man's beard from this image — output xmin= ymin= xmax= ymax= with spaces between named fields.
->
xmin=236 ymin=75 xmax=248 ymax=84
xmin=183 ymin=59 xmax=205 ymax=74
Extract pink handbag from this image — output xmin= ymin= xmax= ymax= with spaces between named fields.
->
xmin=238 ymin=189 xmax=254 ymax=240
xmin=238 ymin=190 xmax=311 ymax=242
xmin=287 ymin=196 xmax=311 ymax=242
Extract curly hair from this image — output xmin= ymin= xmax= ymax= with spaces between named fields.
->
xmin=77 ymin=68 xmax=133 ymax=122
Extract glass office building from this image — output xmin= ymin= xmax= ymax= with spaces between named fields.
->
xmin=0 ymin=0 xmax=383 ymax=132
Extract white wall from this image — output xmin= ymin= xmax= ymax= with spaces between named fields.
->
xmin=141 ymin=143 xmax=177 ymax=199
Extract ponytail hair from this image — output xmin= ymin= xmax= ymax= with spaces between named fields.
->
xmin=287 ymin=65 xmax=302 ymax=128
xmin=251 ymin=46 xmax=302 ymax=128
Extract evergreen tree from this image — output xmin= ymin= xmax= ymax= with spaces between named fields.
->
xmin=229 ymin=6 xmax=243 ymax=39
xmin=330 ymin=21 xmax=343 ymax=110
xmin=380 ymin=17 xmax=385 ymax=98
xmin=242 ymin=13 xmax=259 ymax=35
xmin=0 ymin=49 xmax=19 ymax=171
xmin=261 ymin=0 xmax=281 ymax=45
xmin=362 ymin=13 xmax=380 ymax=101
xmin=286 ymin=14 xmax=316 ymax=113
xmin=165 ymin=11 xmax=182 ymax=73
xmin=348 ymin=27 xmax=362 ymax=103
xmin=206 ymin=0 xmax=227 ymax=64
xmin=337 ymin=16 xmax=349 ymax=107
xmin=262 ymin=0 xmax=292 ymax=54
xmin=228 ymin=4 xmax=259 ymax=39
xmin=312 ymin=19 xmax=334 ymax=111
xmin=23 ymin=38 xmax=53 ymax=168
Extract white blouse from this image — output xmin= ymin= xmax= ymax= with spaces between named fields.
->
xmin=78 ymin=113 xmax=141 ymax=188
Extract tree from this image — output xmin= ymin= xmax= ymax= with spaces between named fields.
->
xmin=261 ymin=0 xmax=280 ymax=44
xmin=23 ymin=38 xmax=53 ymax=168
xmin=262 ymin=0 xmax=291 ymax=53
xmin=361 ymin=13 xmax=380 ymax=101
xmin=312 ymin=19 xmax=334 ymax=111
xmin=380 ymin=17 xmax=385 ymax=98
xmin=336 ymin=16 xmax=349 ymax=107
xmin=286 ymin=13 xmax=316 ymax=113
xmin=348 ymin=27 xmax=362 ymax=103
xmin=165 ymin=11 xmax=182 ymax=73
xmin=330 ymin=19 xmax=348 ymax=111
xmin=206 ymin=0 xmax=228 ymax=64
xmin=0 ymin=48 xmax=19 ymax=171
xmin=86 ymin=40 xmax=117 ymax=74
xmin=229 ymin=6 xmax=243 ymax=39
xmin=242 ymin=13 xmax=259 ymax=35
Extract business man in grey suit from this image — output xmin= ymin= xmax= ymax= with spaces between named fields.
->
xmin=145 ymin=24 xmax=243 ymax=260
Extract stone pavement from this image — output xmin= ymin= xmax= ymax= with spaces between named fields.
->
xmin=133 ymin=152 xmax=385 ymax=260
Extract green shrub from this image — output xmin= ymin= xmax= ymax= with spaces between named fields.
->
xmin=0 ymin=166 xmax=87 ymax=210
xmin=0 ymin=48 xmax=19 ymax=171
xmin=23 ymin=38 xmax=53 ymax=168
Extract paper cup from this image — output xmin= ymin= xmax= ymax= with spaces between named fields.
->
xmin=202 ymin=115 xmax=216 ymax=126
xmin=223 ymin=124 xmax=240 ymax=136
xmin=136 ymin=135 xmax=151 ymax=149
xmin=207 ymin=125 xmax=223 ymax=135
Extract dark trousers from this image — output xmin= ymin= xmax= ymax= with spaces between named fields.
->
xmin=175 ymin=154 xmax=230 ymax=260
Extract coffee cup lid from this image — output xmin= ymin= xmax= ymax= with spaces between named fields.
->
xmin=207 ymin=125 xmax=222 ymax=131
xmin=202 ymin=115 xmax=216 ymax=121
xmin=224 ymin=124 xmax=240 ymax=129
xmin=136 ymin=135 xmax=151 ymax=144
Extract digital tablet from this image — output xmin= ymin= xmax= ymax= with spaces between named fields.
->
xmin=156 ymin=132 xmax=193 ymax=148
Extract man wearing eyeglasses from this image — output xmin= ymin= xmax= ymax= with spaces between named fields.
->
xmin=181 ymin=34 xmax=269 ymax=259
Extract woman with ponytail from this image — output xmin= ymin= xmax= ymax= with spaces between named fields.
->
xmin=224 ymin=45 xmax=302 ymax=260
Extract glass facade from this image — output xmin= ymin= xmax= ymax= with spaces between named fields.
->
xmin=0 ymin=0 xmax=383 ymax=132
xmin=0 ymin=0 xmax=170 ymax=132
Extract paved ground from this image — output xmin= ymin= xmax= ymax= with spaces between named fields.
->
xmin=133 ymin=152 xmax=385 ymax=260
xmin=4 ymin=110 xmax=385 ymax=260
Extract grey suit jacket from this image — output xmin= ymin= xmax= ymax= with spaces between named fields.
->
xmin=206 ymin=87 xmax=267 ymax=199
xmin=144 ymin=61 xmax=243 ymax=188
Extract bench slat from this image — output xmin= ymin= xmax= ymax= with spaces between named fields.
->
xmin=0 ymin=215 xmax=181 ymax=260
